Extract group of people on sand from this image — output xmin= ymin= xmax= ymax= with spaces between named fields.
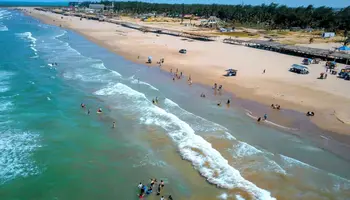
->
xmin=157 ymin=58 xmax=165 ymax=66
xmin=271 ymin=104 xmax=281 ymax=110
xmin=138 ymin=179 xmax=173 ymax=200
xmin=213 ymin=83 xmax=223 ymax=91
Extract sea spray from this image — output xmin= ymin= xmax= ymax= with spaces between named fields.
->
xmin=95 ymin=83 xmax=276 ymax=200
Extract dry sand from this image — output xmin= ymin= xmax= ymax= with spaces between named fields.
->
xmin=22 ymin=8 xmax=350 ymax=136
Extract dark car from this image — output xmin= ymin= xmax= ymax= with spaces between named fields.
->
xmin=179 ymin=49 xmax=187 ymax=54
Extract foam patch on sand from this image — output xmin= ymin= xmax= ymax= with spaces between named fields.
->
xmin=95 ymin=83 xmax=275 ymax=200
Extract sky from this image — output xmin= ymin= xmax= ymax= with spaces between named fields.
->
xmin=3 ymin=0 xmax=350 ymax=8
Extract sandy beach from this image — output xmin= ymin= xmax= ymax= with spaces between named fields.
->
xmin=22 ymin=7 xmax=350 ymax=137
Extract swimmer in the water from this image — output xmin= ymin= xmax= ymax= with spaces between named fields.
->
xmin=155 ymin=97 xmax=158 ymax=104
xmin=152 ymin=99 xmax=155 ymax=104
xmin=97 ymin=108 xmax=102 ymax=113
xmin=81 ymin=103 xmax=85 ymax=108
xmin=257 ymin=117 xmax=261 ymax=122
xmin=87 ymin=109 xmax=90 ymax=115
xmin=112 ymin=122 xmax=115 ymax=128
xmin=217 ymin=102 xmax=221 ymax=106
xmin=227 ymin=99 xmax=230 ymax=105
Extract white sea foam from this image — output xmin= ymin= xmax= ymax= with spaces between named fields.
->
xmin=0 ymin=25 xmax=8 ymax=31
xmin=280 ymin=154 xmax=317 ymax=169
xmin=0 ymin=101 xmax=13 ymax=112
xmin=164 ymin=98 xmax=235 ymax=139
xmin=54 ymin=30 xmax=67 ymax=39
xmin=129 ymin=77 xmax=159 ymax=91
xmin=91 ymin=63 xmax=107 ymax=69
xmin=234 ymin=142 xmax=262 ymax=158
xmin=0 ymin=85 xmax=9 ymax=93
xmin=0 ymin=71 xmax=13 ymax=93
xmin=30 ymin=46 xmax=37 ymax=52
xmin=0 ymin=129 xmax=41 ymax=184
xmin=218 ymin=193 xmax=228 ymax=200
xmin=95 ymin=83 xmax=275 ymax=200
xmin=16 ymin=32 xmax=37 ymax=44
xmin=236 ymin=194 xmax=246 ymax=200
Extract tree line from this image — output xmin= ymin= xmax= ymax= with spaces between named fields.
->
xmin=76 ymin=1 xmax=350 ymax=31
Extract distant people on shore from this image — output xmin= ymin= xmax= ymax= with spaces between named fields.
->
xmin=264 ymin=114 xmax=268 ymax=120
xmin=271 ymin=104 xmax=281 ymax=110
xmin=306 ymin=111 xmax=315 ymax=116
xmin=213 ymin=83 xmax=217 ymax=90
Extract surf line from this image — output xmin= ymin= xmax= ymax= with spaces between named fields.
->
xmin=245 ymin=109 xmax=298 ymax=131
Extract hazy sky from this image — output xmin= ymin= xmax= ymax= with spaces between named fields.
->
xmin=6 ymin=0 xmax=350 ymax=8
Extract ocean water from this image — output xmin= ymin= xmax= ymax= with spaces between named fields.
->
xmin=1 ymin=9 xmax=350 ymax=200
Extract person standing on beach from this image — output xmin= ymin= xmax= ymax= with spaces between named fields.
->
xmin=138 ymin=182 xmax=143 ymax=189
xmin=168 ymin=195 xmax=173 ymax=200
xmin=160 ymin=196 xmax=165 ymax=200
xmin=263 ymin=69 xmax=266 ymax=74
xmin=156 ymin=184 xmax=161 ymax=195
xmin=150 ymin=179 xmax=157 ymax=187
xmin=264 ymin=114 xmax=268 ymax=120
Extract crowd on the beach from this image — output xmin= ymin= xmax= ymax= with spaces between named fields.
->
xmin=137 ymin=179 xmax=173 ymax=200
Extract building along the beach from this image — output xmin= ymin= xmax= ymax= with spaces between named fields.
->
xmin=89 ymin=4 xmax=105 ymax=11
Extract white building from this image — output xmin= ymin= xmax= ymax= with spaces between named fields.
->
xmin=89 ymin=4 xmax=105 ymax=10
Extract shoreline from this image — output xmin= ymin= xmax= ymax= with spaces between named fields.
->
xmin=20 ymin=8 xmax=350 ymax=147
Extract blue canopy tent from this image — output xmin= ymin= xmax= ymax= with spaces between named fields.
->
xmin=338 ymin=46 xmax=350 ymax=51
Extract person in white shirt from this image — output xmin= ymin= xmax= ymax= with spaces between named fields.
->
xmin=138 ymin=182 xmax=142 ymax=189
xmin=160 ymin=196 xmax=165 ymax=200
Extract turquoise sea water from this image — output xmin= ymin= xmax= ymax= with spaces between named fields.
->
xmin=1 ymin=9 xmax=350 ymax=200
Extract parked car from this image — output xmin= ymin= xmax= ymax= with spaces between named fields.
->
xmin=179 ymin=49 xmax=187 ymax=54
xmin=289 ymin=64 xmax=309 ymax=74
